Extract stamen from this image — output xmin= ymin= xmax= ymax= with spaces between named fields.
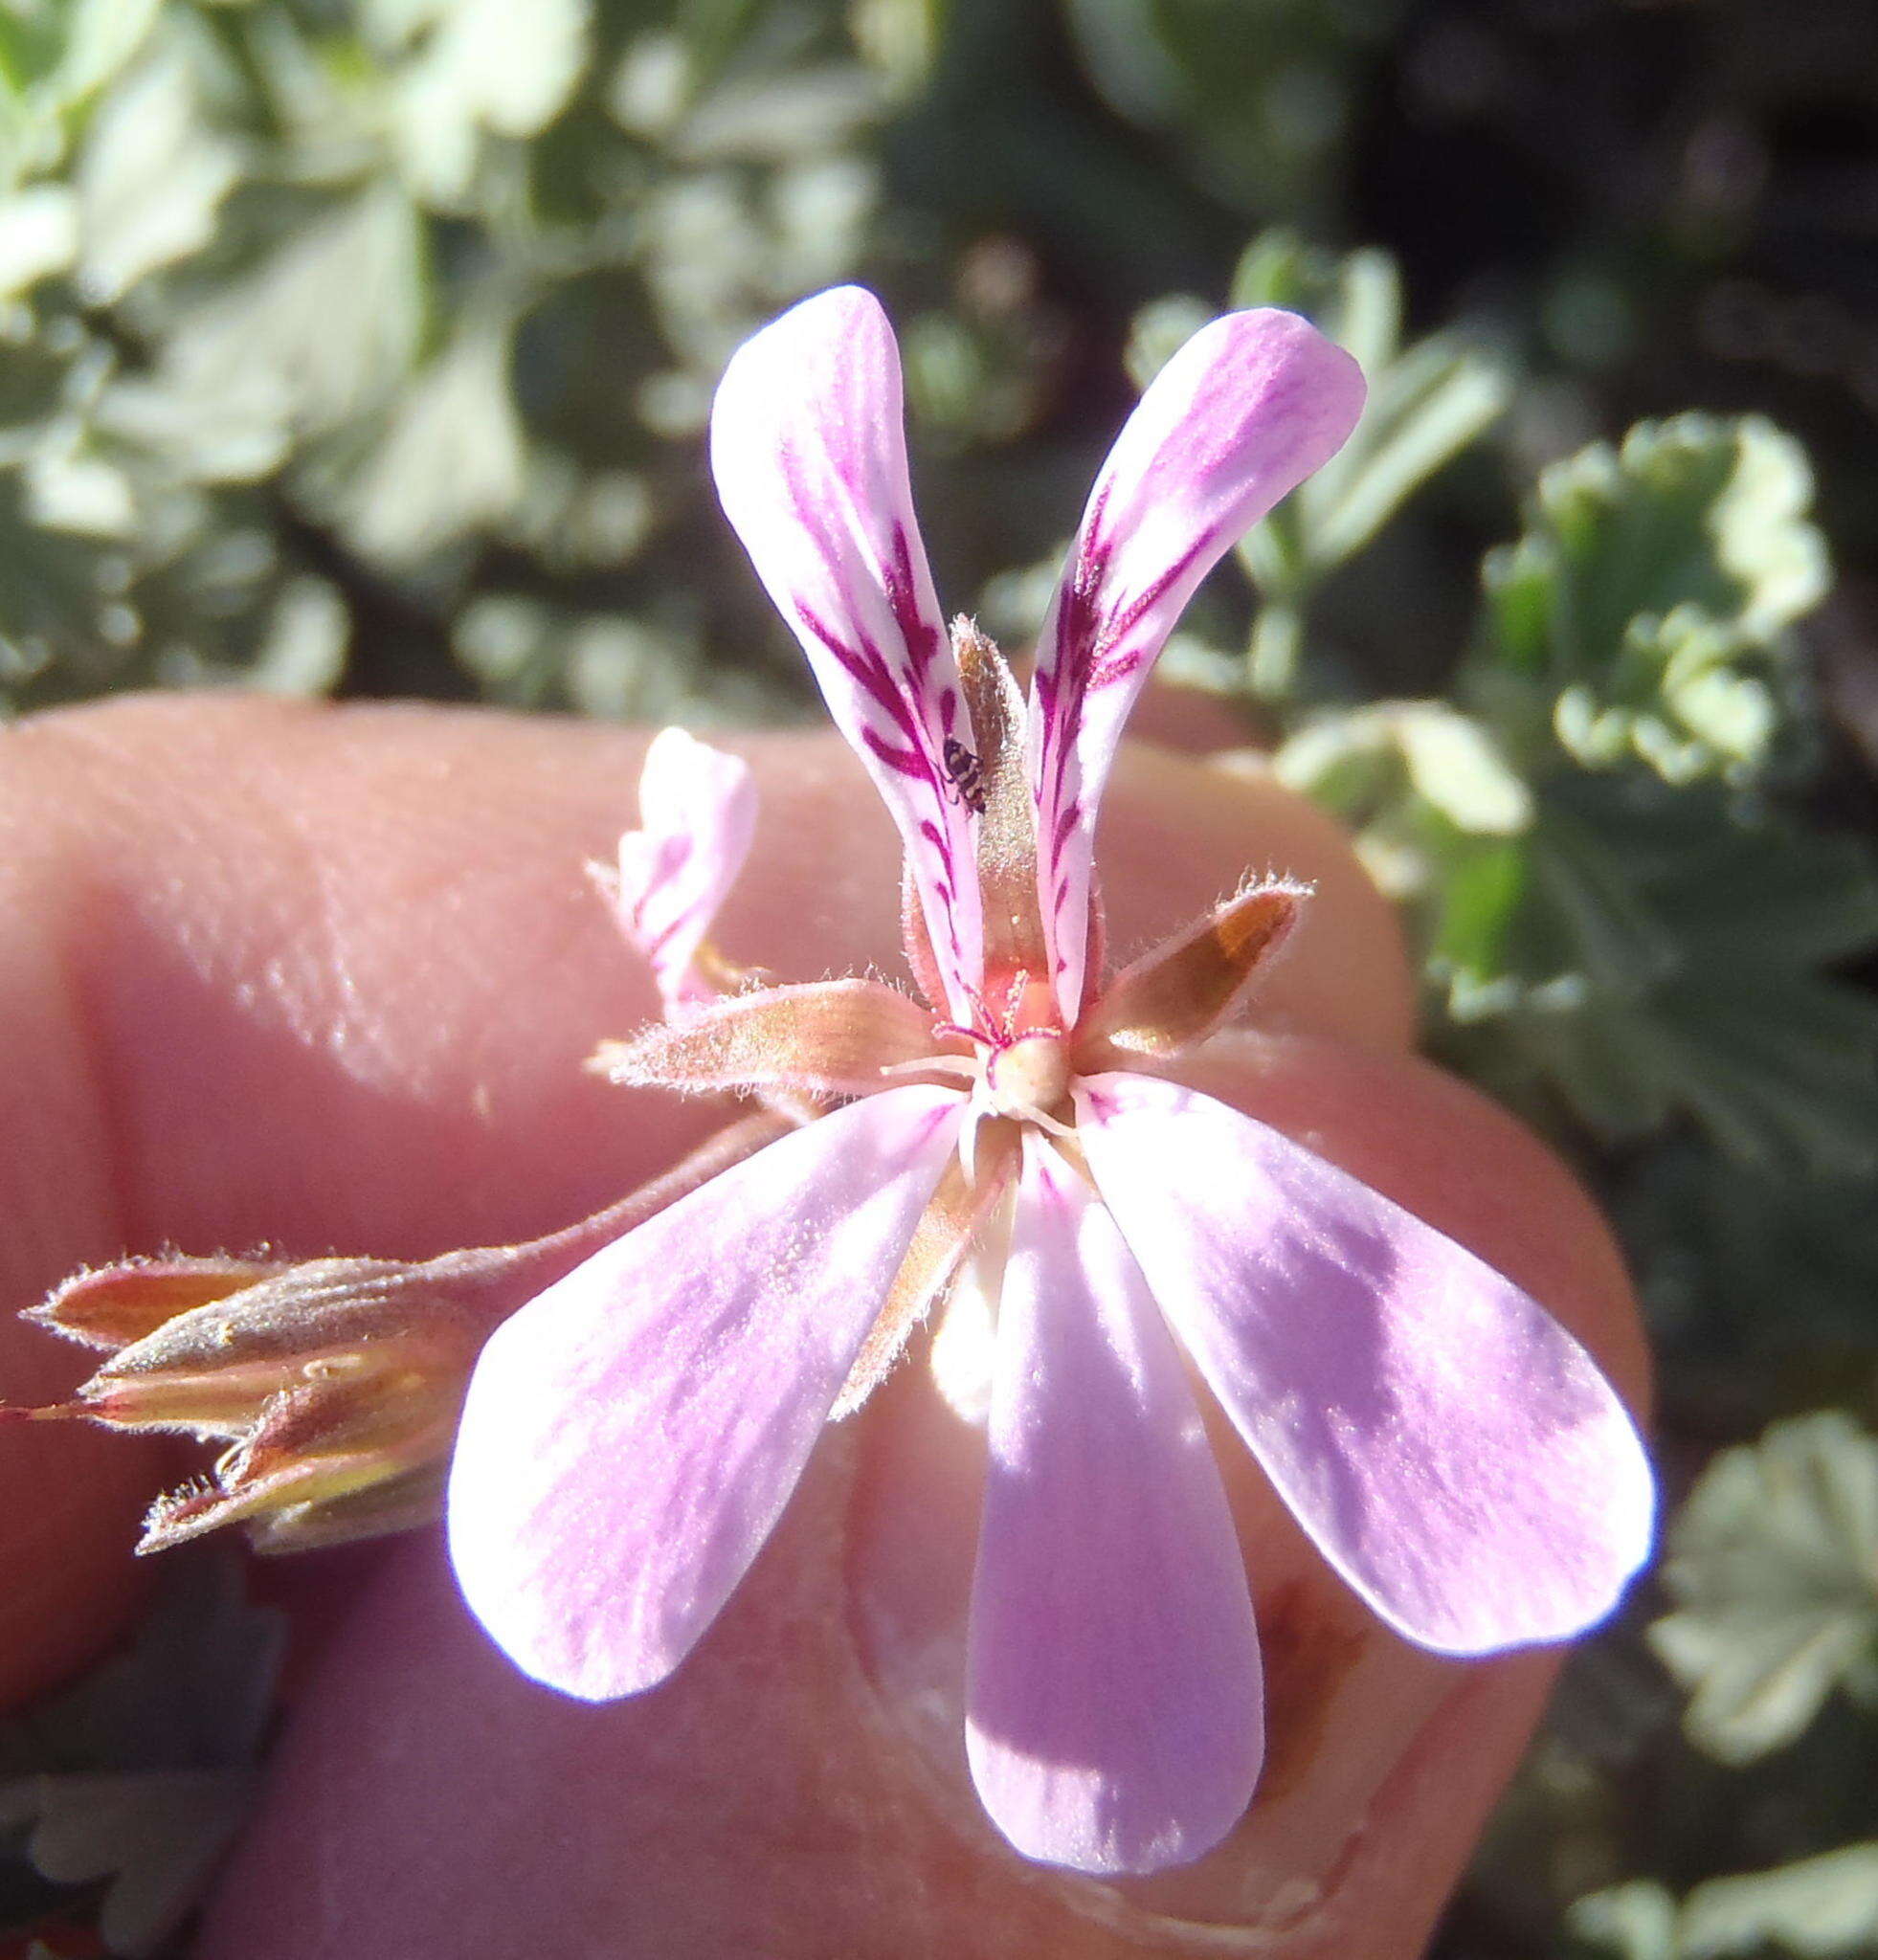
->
xmin=1008 ymin=1100 xmax=1075 ymax=1141
xmin=882 ymin=1056 xmax=977 ymax=1083
xmin=932 ymin=1021 xmax=993 ymax=1050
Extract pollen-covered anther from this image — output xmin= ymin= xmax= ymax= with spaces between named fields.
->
xmin=983 ymin=1030 xmax=1074 ymax=1128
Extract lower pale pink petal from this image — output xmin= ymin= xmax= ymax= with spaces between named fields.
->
xmin=1029 ymin=310 xmax=1365 ymax=1014
xmin=605 ymin=728 xmax=757 ymax=1013
xmin=447 ymin=1085 xmax=963 ymax=1700
xmin=965 ymin=1137 xmax=1263 ymax=1876
xmin=1078 ymin=1072 xmax=1654 ymax=1656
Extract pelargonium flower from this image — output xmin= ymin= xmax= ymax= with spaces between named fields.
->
xmin=446 ymin=286 xmax=1654 ymax=1878
xmin=591 ymin=725 xmax=759 ymax=1018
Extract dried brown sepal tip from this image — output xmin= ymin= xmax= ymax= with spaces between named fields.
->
xmin=1075 ymin=877 xmax=1310 ymax=1064
xmin=29 ymin=1256 xmax=281 ymax=1350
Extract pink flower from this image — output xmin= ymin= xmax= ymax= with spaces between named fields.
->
xmin=446 ymin=286 xmax=1654 ymax=1878
xmin=591 ymin=726 xmax=757 ymax=1017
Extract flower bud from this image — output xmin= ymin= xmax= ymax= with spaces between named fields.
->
xmin=8 ymin=1113 xmax=790 ymax=1555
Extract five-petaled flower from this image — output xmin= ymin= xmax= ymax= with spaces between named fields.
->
xmin=446 ymin=286 xmax=1654 ymax=1878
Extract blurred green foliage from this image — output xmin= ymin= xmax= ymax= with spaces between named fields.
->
xmin=3 ymin=3 xmax=1878 ymax=1956
xmin=1 ymin=0 xmax=898 ymax=715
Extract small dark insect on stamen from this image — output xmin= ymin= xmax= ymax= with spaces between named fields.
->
xmin=942 ymin=737 xmax=988 ymax=814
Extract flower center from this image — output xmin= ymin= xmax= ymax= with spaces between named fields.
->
xmin=982 ymin=1030 xmax=1073 ymax=1125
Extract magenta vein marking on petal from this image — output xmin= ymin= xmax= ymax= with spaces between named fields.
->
xmin=1080 ymin=480 xmax=1114 ymax=566
xmin=918 ymin=820 xmax=960 ymax=881
xmin=804 ymin=612 xmax=926 ymax=744
xmin=794 ymin=571 xmax=954 ymax=824
xmin=1099 ymin=535 xmax=1207 ymax=663
xmin=886 ymin=525 xmax=941 ymax=679
xmin=863 ymin=729 xmax=934 ymax=780
xmin=642 ymin=916 xmax=686 ymax=959
xmin=775 ymin=453 xmax=938 ymax=764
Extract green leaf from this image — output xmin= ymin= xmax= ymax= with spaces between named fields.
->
xmin=0 ymin=184 xmax=77 ymax=297
xmin=336 ymin=307 xmax=525 ymax=564
xmin=0 ymin=1769 xmax=259 ymax=1958
xmin=1393 ymin=702 xmax=1533 ymax=835
xmin=1574 ymin=1853 xmax=1878 ymax=1960
xmin=1123 ymin=292 xmax=1213 ymax=392
xmin=1649 ymin=1414 xmax=1878 ymax=1767
xmin=0 ymin=1550 xmax=282 ymax=1950
xmin=1227 ymin=226 xmax=1314 ymax=314
xmin=1681 ymin=1844 xmax=1878 ymax=1958
xmin=0 ymin=470 xmax=115 ymax=704
xmin=75 ymin=32 xmax=240 ymax=301
xmin=49 ymin=0 xmax=163 ymax=110
xmin=1571 ymin=1880 xmax=1682 ymax=1960
xmin=1295 ymin=327 xmax=1507 ymax=574
xmin=1218 ymin=229 xmax=1508 ymax=615
xmin=1063 ymin=3 xmax=1394 ymax=215
xmin=116 ymin=185 xmax=426 ymax=481
xmin=1440 ymin=777 xmax=1878 ymax=1170
xmin=1474 ymin=415 xmax=1829 ymax=787
xmin=1620 ymin=1147 xmax=1878 ymax=1364
xmin=374 ymin=0 xmax=592 ymax=203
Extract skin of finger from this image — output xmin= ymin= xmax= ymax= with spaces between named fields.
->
xmin=196 ymin=1032 xmax=1647 ymax=1960
xmin=0 ymin=696 xmax=1642 ymax=1955
xmin=0 ymin=881 xmax=157 ymax=1706
xmin=0 ymin=691 xmax=1412 ymax=1710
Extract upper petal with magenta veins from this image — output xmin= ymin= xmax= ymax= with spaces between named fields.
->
xmin=710 ymin=286 xmax=982 ymax=1020
xmin=1029 ymin=310 xmax=1365 ymax=1015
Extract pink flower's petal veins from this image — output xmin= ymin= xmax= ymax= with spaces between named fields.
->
xmin=710 ymin=288 xmax=980 ymax=1018
xmin=447 ymin=1085 xmax=964 ymax=1700
xmin=1030 ymin=312 xmax=1365 ymax=1012
xmin=1078 ymin=1072 xmax=1655 ymax=1656
xmin=603 ymin=728 xmax=757 ymax=1014
xmin=965 ymin=1137 xmax=1263 ymax=1876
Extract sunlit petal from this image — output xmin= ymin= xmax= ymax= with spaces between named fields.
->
xmin=1079 ymin=1072 xmax=1654 ymax=1655
xmin=447 ymin=1085 xmax=964 ymax=1700
xmin=711 ymin=287 xmax=981 ymax=1018
xmin=966 ymin=1137 xmax=1263 ymax=1874
xmin=1030 ymin=312 xmax=1364 ymax=1012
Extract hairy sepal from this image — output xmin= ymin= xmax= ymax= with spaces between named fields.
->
xmin=953 ymin=620 xmax=1050 ymax=1002
xmin=140 ymin=1366 xmax=455 ymax=1554
xmin=831 ymin=1118 xmax=1017 ymax=1418
xmin=592 ymin=977 xmax=946 ymax=1099
xmin=1075 ymin=879 xmax=1308 ymax=1063
xmin=31 ymin=1257 xmax=285 ymax=1352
